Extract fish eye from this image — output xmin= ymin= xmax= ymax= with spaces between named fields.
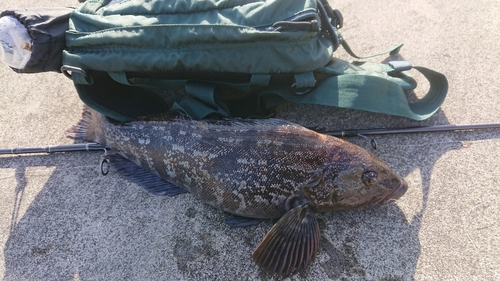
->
xmin=362 ymin=171 xmax=378 ymax=186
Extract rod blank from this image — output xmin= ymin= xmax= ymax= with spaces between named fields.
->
xmin=1 ymin=123 xmax=498 ymax=155
xmin=0 ymin=143 xmax=106 ymax=155
xmin=323 ymin=123 xmax=500 ymax=137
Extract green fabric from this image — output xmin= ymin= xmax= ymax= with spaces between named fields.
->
xmin=258 ymin=65 xmax=447 ymax=120
xmin=65 ymin=0 xmax=448 ymax=122
xmin=148 ymin=58 xmax=447 ymax=121
xmin=341 ymin=40 xmax=404 ymax=59
xmin=64 ymin=0 xmax=333 ymax=74
xmin=73 ymin=71 xmax=169 ymax=122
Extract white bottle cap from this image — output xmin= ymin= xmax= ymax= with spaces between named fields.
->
xmin=0 ymin=16 xmax=32 ymax=69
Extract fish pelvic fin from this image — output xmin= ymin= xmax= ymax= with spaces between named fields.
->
xmin=252 ymin=204 xmax=320 ymax=277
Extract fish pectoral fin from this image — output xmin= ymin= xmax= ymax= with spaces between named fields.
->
xmin=225 ymin=214 xmax=264 ymax=228
xmin=252 ymin=204 xmax=320 ymax=277
xmin=105 ymin=153 xmax=188 ymax=196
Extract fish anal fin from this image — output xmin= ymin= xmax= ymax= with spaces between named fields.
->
xmin=252 ymin=204 xmax=320 ymax=277
xmin=105 ymin=153 xmax=188 ymax=196
xmin=225 ymin=214 xmax=264 ymax=228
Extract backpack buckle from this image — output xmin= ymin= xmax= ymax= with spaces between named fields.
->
xmin=388 ymin=61 xmax=413 ymax=72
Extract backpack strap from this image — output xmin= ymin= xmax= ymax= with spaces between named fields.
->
xmin=257 ymin=63 xmax=448 ymax=120
xmin=171 ymin=59 xmax=448 ymax=121
xmin=341 ymin=40 xmax=404 ymax=60
xmin=66 ymin=56 xmax=447 ymax=122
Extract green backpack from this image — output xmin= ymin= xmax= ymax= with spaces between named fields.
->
xmin=62 ymin=0 xmax=448 ymax=122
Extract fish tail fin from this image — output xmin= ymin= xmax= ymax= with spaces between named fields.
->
xmin=65 ymin=107 xmax=92 ymax=140
xmin=65 ymin=106 xmax=107 ymax=145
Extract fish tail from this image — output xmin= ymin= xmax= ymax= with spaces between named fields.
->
xmin=65 ymin=106 xmax=107 ymax=145
xmin=65 ymin=107 xmax=92 ymax=140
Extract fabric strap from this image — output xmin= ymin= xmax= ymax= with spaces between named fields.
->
xmin=257 ymin=66 xmax=448 ymax=121
xmin=71 ymin=59 xmax=447 ymax=122
xmin=155 ymin=63 xmax=448 ymax=120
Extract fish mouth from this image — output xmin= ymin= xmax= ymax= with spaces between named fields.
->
xmin=373 ymin=178 xmax=409 ymax=206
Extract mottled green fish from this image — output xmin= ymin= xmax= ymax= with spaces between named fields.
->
xmin=67 ymin=108 xmax=408 ymax=276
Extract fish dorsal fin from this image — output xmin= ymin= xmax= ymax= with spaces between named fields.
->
xmin=252 ymin=204 xmax=320 ymax=276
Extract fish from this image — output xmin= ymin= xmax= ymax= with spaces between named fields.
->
xmin=66 ymin=107 xmax=408 ymax=276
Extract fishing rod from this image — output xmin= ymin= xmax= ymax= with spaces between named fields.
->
xmin=0 ymin=143 xmax=106 ymax=155
xmin=322 ymin=123 xmax=500 ymax=149
xmin=0 ymin=123 xmax=499 ymax=155
xmin=0 ymin=142 xmax=111 ymax=175
xmin=322 ymin=123 xmax=500 ymax=137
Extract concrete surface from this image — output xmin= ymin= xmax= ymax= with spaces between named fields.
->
xmin=1 ymin=1 xmax=499 ymax=280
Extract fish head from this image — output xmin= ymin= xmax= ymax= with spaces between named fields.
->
xmin=301 ymin=147 xmax=408 ymax=212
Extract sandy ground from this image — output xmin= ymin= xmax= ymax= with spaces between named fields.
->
xmin=0 ymin=1 xmax=499 ymax=280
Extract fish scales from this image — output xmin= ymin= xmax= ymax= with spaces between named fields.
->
xmin=67 ymin=108 xmax=408 ymax=276
xmin=98 ymin=116 xmax=354 ymax=219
